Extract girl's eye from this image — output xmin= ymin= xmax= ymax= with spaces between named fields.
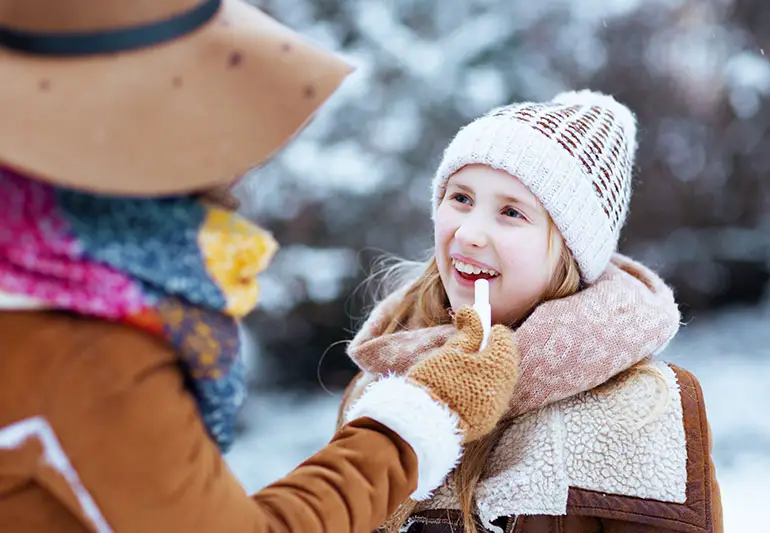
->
xmin=503 ymin=206 xmax=524 ymax=219
xmin=450 ymin=192 xmax=472 ymax=205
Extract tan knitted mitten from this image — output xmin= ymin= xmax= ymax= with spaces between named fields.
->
xmin=406 ymin=306 xmax=519 ymax=443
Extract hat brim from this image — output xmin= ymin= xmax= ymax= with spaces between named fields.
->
xmin=0 ymin=0 xmax=352 ymax=196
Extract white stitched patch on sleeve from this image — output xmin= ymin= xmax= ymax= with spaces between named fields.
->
xmin=0 ymin=416 xmax=112 ymax=532
xmin=0 ymin=291 xmax=46 ymax=310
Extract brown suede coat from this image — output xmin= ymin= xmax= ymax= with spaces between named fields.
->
xmin=0 ymin=310 xmax=419 ymax=533
xmin=342 ymin=365 xmax=723 ymax=533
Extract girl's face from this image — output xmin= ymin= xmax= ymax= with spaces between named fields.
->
xmin=434 ymin=164 xmax=565 ymax=325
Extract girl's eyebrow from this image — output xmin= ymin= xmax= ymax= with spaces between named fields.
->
xmin=448 ymin=182 xmax=473 ymax=194
xmin=499 ymin=193 xmax=540 ymax=213
xmin=450 ymin=179 xmax=543 ymax=215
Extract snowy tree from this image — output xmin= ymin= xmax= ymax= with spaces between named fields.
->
xmin=235 ymin=0 xmax=770 ymax=389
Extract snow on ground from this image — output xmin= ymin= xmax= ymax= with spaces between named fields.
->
xmin=663 ymin=301 xmax=770 ymax=532
xmin=226 ymin=302 xmax=770 ymax=532
xmin=225 ymin=391 xmax=342 ymax=494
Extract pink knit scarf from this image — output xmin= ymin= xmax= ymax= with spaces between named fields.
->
xmin=347 ymin=254 xmax=681 ymax=418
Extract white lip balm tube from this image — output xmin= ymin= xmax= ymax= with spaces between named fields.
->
xmin=473 ymin=278 xmax=491 ymax=350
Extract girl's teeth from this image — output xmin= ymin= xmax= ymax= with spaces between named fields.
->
xmin=452 ymin=259 xmax=498 ymax=277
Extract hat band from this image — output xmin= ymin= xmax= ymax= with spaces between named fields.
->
xmin=0 ymin=0 xmax=220 ymax=57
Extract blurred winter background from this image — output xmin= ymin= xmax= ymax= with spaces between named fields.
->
xmin=226 ymin=0 xmax=770 ymax=530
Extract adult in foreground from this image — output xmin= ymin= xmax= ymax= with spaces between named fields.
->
xmin=0 ymin=1 xmax=520 ymax=531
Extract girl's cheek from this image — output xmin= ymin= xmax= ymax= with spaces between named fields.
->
xmin=434 ymin=213 xmax=457 ymax=241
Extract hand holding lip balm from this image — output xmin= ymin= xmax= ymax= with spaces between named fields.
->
xmin=473 ymin=278 xmax=491 ymax=350
xmin=406 ymin=282 xmax=520 ymax=443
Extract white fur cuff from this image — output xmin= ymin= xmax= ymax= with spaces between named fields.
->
xmin=345 ymin=375 xmax=463 ymax=501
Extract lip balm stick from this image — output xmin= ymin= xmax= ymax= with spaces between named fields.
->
xmin=473 ymin=278 xmax=491 ymax=350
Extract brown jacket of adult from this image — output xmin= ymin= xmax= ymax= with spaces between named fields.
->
xmin=0 ymin=310 xmax=425 ymax=533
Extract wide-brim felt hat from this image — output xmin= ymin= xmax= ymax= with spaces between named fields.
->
xmin=0 ymin=0 xmax=352 ymax=195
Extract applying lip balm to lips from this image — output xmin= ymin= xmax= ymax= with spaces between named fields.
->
xmin=473 ymin=278 xmax=492 ymax=350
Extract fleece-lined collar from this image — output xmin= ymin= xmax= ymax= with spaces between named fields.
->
xmin=416 ymin=361 xmax=687 ymax=532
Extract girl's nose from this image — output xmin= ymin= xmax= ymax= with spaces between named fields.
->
xmin=454 ymin=219 xmax=488 ymax=248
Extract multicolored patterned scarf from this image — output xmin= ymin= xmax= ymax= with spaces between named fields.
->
xmin=0 ymin=167 xmax=277 ymax=451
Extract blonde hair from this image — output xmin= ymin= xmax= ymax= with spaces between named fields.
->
xmin=365 ymin=219 xmax=667 ymax=533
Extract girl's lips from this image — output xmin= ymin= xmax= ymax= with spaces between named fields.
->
xmin=451 ymin=254 xmax=498 ymax=273
xmin=452 ymin=266 xmax=498 ymax=288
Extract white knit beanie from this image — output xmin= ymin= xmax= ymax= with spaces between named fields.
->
xmin=432 ymin=90 xmax=638 ymax=283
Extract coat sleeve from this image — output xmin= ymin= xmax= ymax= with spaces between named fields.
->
xmin=37 ymin=321 xmax=461 ymax=533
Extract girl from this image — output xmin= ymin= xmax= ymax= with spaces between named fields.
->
xmin=339 ymin=91 xmax=722 ymax=533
